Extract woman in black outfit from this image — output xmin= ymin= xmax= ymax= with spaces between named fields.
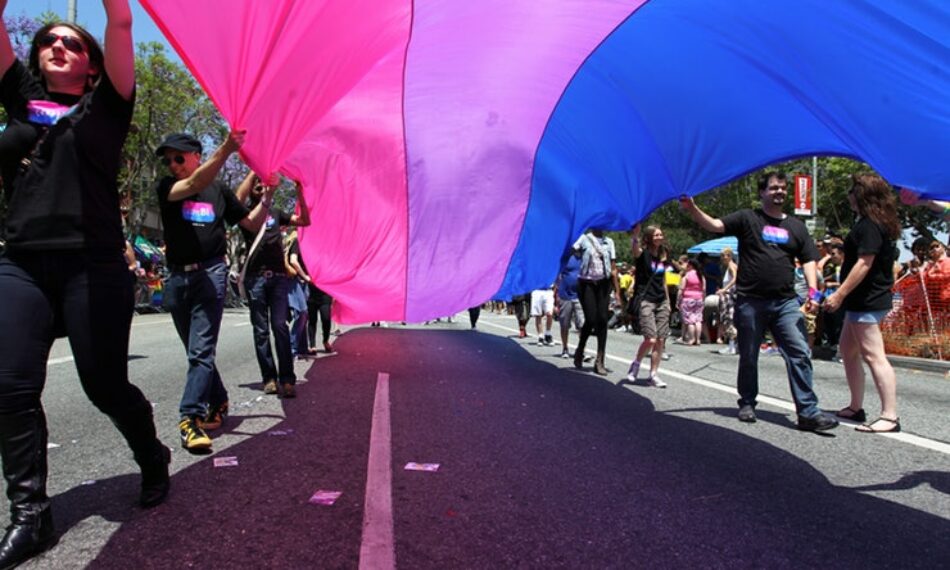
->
xmin=0 ymin=2 xmax=169 ymax=567
xmin=823 ymin=174 xmax=901 ymax=433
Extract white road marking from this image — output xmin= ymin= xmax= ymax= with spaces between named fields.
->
xmin=233 ymin=322 xmax=252 ymax=327
xmin=359 ymin=372 xmax=395 ymax=570
xmin=478 ymin=318 xmax=950 ymax=456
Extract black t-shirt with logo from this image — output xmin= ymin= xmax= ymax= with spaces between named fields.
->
xmin=634 ymin=248 xmax=667 ymax=303
xmin=156 ymin=178 xmax=249 ymax=266
xmin=721 ymin=209 xmax=818 ymax=300
xmin=240 ymin=207 xmax=291 ymax=274
xmin=0 ymin=60 xmax=133 ymax=251
xmin=840 ymin=217 xmax=894 ymax=312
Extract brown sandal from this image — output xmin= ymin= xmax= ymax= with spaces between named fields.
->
xmin=855 ymin=417 xmax=901 ymax=433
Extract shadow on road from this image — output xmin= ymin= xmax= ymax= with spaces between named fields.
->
xmin=34 ymin=328 xmax=949 ymax=568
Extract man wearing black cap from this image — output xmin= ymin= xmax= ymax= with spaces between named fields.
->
xmin=155 ymin=130 xmax=273 ymax=453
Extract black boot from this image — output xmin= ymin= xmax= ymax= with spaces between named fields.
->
xmin=0 ymin=409 xmax=56 ymax=569
xmin=109 ymin=401 xmax=171 ymax=508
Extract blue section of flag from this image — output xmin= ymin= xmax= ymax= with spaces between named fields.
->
xmin=495 ymin=0 xmax=950 ymax=299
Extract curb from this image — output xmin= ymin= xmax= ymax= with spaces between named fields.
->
xmin=887 ymin=355 xmax=950 ymax=376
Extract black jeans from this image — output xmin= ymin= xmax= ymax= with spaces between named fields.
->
xmin=577 ymin=278 xmax=611 ymax=351
xmin=307 ymin=287 xmax=333 ymax=347
xmin=0 ymin=250 xmax=148 ymax=415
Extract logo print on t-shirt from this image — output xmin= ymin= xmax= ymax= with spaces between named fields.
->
xmin=182 ymin=201 xmax=215 ymax=224
xmin=27 ymin=100 xmax=78 ymax=125
xmin=762 ymin=225 xmax=790 ymax=245
xmin=651 ymin=261 xmax=665 ymax=274
xmin=265 ymin=215 xmax=276 ymax=229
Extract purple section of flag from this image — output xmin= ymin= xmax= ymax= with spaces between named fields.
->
xmin=402 ymin=0 xmax=642 ymax=321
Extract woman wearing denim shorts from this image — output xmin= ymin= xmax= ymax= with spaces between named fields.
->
xmin=824 ymin=174 xmax=902 ymax=433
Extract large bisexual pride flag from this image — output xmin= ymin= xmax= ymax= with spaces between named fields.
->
xmin=141 ymin=0 xmax=950 ymax=323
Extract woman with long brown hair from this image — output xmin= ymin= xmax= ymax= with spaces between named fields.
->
xmin=0 ymin=2 xmax=169 ymax=567
xmin=626 ymin=224 xmax=670 ymax=387
xmin=823 ymin=173 xmax=902 ymax=433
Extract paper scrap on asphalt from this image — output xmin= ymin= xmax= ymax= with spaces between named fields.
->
xmin=309 ymin=490 xmax=342 ymax=506
xmin=213 ymin=456 xmax=239 ymax=468
xmin=47 ymin=443 xmax=60 ymax=449
xmin=268 ymin=429 xmax=295 ymax=436
xmin=404 ymin=462 xmax=440 ymax=472
xmin=81 ymin=480 xmax=96 ymax=486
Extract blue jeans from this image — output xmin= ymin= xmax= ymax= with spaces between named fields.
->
xmin=245 ymin=273 xmax=295 ymax=385
xmin=735 ymin=296 xmax=820 ymax=418
xmin=288 ymin=279 xmax=309 ymax=355
xmin=164 ymin=261 xmax=229 ymax=420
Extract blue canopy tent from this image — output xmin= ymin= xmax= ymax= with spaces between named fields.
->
xmin=687 ymin=236 xmax=738 ymax=256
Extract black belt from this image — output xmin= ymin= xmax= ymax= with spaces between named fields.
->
xmin=168 ymin=256 xmax=225 ymax=273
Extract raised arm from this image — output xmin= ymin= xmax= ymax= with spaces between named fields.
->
xmin=234 ymin=171 xmax=256 ymax=205
xmin=290 ymin=182 xmax=311 ymax=227
xmin=102 ymin=0 xmax=134 ymax=100
xmin=680 ymin=196 xmax=725 ymax=234
xmin=167 ymin=130 xmax=245 ymax=202
xmin=629 ymin=223 xmax=643 ymax=259
xmin=0 ymin=0 xmax=15 ymax=75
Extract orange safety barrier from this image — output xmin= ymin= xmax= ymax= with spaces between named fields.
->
xmin=881 ymin=267 xmax=950 ymax=361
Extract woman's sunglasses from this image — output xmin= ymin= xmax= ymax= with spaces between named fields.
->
xmin=160 ymin=155 xmax=186 ymax=167
xmin=37 ymin=33 xmax=86 ymax=54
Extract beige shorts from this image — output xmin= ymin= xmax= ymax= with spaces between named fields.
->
xmin=638 ymin=298 xmax=671 ymax=339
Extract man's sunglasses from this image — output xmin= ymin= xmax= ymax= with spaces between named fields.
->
xmin=37 ymin=33 xmax=86 ymax=54
xmin=160 ymin=155 xmax=186 ymax=167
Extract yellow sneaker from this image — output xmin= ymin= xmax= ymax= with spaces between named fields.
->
xmin=179 ymin=418 xmax=212 ymax=453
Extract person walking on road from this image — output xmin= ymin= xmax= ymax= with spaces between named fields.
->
xmin=572 ymin=229 xmax=622 ymax=375
xmin=681 ymin=171 xmax=839 ymax=432
xmin=555 ymin=255 xmax=584 ymax=358
xmin=155 ymin=132 xmax=273 ymax=453
xmin=823 ymin=174 xmax=901 ymax=433
xmin=530 ymin=286 xmax=555 ymax=346
xmin=235 ymin=178 xmax=310 ymax=398
xmin=0 ymin=4 xmax=171 ymax=567
xmin=627 ymin=224 xmax=670 ymax=387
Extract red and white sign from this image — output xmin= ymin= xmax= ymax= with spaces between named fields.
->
xmin=794 ymin=174 xmax=814 ymax=216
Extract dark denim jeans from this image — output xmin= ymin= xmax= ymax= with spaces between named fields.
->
xmin=164 ymin=261 xmax=229 ymax=419
xmin=245 ymin=273 xmax=295 ymax=385
xmin=735 ymin=296 xmax=820 ymax=418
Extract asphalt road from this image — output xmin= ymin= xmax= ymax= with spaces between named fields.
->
xmin=7 ymin=309 xmax=950 ymax=569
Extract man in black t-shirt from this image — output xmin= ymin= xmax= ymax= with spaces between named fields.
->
xmin=681 ymin=171 xmax=838 ymax=432
xmin=155 ymin=131 xmax=274 ymax=454
xmin=235 ymin=178 xmax=310 ymax=398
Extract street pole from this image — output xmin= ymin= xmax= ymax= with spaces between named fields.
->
xmin=67 ymin=0 xmax=77 ymax=23
xmin=812 ymin=156 xmax=818 ymax=216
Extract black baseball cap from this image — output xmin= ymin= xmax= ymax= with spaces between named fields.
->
xmin=155 ymin=133 xmax=202 ymax=156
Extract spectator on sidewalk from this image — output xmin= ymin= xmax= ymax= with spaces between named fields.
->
xmin=677 ymin=259 xmax=705 ymax=345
